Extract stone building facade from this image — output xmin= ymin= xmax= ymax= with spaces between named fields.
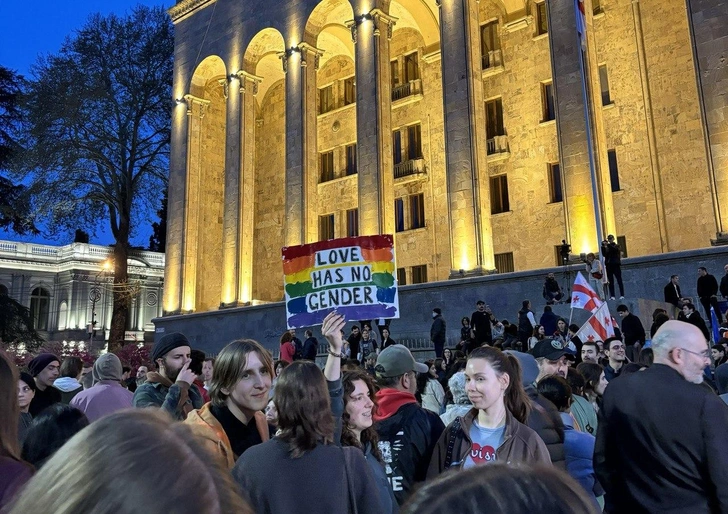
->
xmin=0 ymin=241 xmax=164 ymax=348
xmin=163 ymin=0 xmax=728 ymax=315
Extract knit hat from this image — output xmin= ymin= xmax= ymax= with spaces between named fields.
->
xmin=715 ymin=363 xmax=728 ymax=395
xmin=92 ymin=353 xmax=123 ymax=384
xmin=28 ymin=353 xmax=60 ymax=377
xmin=448 ymin=371 xmax=469 ymax=405
xmin=503 ymin=350 xmax=539 ymax=386
xmin=151 ymin=332 xmax=190 ymax=363
xmin=19 ymin=372 xmax=37 ymax=392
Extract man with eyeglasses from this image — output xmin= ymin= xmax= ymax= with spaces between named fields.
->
xmin=595 ymin=320 xmax=728 ymax=514
xmin=602 ymin=338 xmax=626 ymax=382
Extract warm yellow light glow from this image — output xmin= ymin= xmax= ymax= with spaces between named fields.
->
xmin=240 ymin=282 xmax=251 ymax=304
xmin=459 ymin=253 xmax=471 ymax=273
xmin=102 ymin=259 xmax=113 ymax=271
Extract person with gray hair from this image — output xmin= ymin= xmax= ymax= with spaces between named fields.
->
xmin=70 ymin=354 xmax=133 ymax=423
xmin=440 ymin=372 xmax=472 ymax=426
xmin=595 ymin=320 xmax=728 ymax=513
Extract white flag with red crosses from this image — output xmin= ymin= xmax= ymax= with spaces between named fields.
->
xmin=571 ymin=272 xmax=603 ymax=313
xmin=575 ymin=302 xmax=615 ymax=343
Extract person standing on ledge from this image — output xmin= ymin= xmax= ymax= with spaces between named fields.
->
xmin=601 ymin=235 xmax=624 ymax=301
xmin=431 ymin=308 xmax=446 ymax=358
xmin=697 ymin=267 xmax=723 ymax=325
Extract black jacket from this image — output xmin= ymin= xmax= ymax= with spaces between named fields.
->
xmin=375 ymin=401 xmax=445 ymax=505
xmin=470 ymin=310 xmax=493 ymax=344
xmin=664 ymin=281 xmax=682 ymax=306
xmin=620 ymin=313 xmax=646 ymax=346
xmin=595 ymin=364 xmax=728 ymax=514
xmin=682 ymin=311 xmax=710 ymax=341
xmin=302 ymin=337 xmax=318 ymax=361
xmin=697 ymin=274 xmax=719 ymax=298
xmin=721 ymin=274 xmax=728 ymax=298
xmin=600 ymin=241 xmax=621 ymax=266
xmin=525 ymin=385 xmax=566 ymax=470
xmin=430 ymin=315 xmax=446 ymax=345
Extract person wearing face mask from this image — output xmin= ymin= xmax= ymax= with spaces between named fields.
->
xmin=595 ymin=320 xmax=728 ymax=514
xmin=342 ymin=369 xmax=399 ymax=514
xmin=430 ymin=308 xmax=446 ymax=358
xmin=427 ymin=347 xmax=550 ymax=477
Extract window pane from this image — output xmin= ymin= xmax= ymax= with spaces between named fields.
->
xmin=404 ymin=52 xmax=419 ymax=82
xmin=346 ymin=144 xmax=357 ymax=175
xmin=320 ymin=151 xmax=334 ymax=182
xmin=344 ymin=77 xmax=356 ymax=106
xmin=543 ymin=83 xmax=555 ymax=121
xmin=395 ymin=198 xmax=405 ymax=232
xmin=319 ymin=214 xmax=335 ymax=240
xmin=390 ymin=60 xmax=399 ymax=88
xmin=549 ymin=163 xmax=563 ymax=203
xmin=537 ymin=2 xmax=548 ymax=35
xmin=599 ymin=65 xmax=611 ymax=106
xmin=608 ymin=149 xmax=620 ymax=191
xmin=490 ymin=175 xmax=509 ymax=214
xmin=397 ymin=267 xmax=407 ymax=286
xmin=485 ymin=99 xmax=504 ymax=139
xmin=347 ymin=209 xmax=359 ymax=237
xmin=319 ymin=85 xmax=334 ymax=114
xmin=407 ymin=125 xmax=422 ymax=160
xmin=412 ymin=265 xmax=428 ymax=284
xmin=494 ymin=252 xmax=514 ymax=273
xmin=410 ymin=193 xmax=425 ymax=229
xmin=393 ymin=131 xmax=402 ymax=164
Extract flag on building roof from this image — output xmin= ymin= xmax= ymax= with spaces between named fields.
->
xmin=575 ymin=0 xmax=587 ymax=50
xmin=571 ymin=272 xmax=603 ymax=313
xmin=575 ymin=302 xmax=615 ymax=343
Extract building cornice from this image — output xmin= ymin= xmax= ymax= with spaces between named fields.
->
xmin=168 ymin=0 xmax=217 ymax=24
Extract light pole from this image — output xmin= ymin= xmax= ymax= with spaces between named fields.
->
xmin=88 ymin=260 xmax=112 ymax=348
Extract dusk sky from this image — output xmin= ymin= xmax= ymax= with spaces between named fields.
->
xmin=0 ymin=0 xmax=170 ymax=248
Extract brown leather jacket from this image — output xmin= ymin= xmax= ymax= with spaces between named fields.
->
xmin=427 ymin=407 xmax=551 ymax=477
xmin=185 ymin=402 xmax=269 ymax=470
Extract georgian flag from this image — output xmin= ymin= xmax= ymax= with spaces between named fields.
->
xmin=575 ymin=0 xmax=587 ymax=50
xmin=575 ymin=302 xmax=615 ymax=343
xmin=572 ymin=272 xmax=603 ymax=313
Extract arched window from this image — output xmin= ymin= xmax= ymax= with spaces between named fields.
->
xmin=58 ymin=300 xmax=68 ymax=331
xmin=30 ymin=287 xmax=50 ymax=331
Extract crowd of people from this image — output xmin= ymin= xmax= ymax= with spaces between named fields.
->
xmin=2 ymin=276 xmax=728 ymax=513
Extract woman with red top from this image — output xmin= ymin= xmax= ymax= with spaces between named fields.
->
xmin=279 ymin=332 xmax=296 ymax=364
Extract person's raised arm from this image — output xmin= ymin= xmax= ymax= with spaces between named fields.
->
xmin=322 ymin=311 xmax=345 ymax=383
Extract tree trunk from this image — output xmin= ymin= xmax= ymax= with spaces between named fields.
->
xmin=108 ymin=233 xmax=130 ymax=353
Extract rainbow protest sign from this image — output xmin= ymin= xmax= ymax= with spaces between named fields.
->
xmin=282 ymin=235 xmax=400 ymax=328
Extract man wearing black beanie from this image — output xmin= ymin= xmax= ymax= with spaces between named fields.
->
xmin=132 ymin=332 xmax=201 ymax=420
xmin=27 ymin=353 xmax=61 ymax=416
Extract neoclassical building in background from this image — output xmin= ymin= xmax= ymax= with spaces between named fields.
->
xmin=0 ymin=241 xmax=164 ymax=348
xmin=163 ymin=0 xmax=727 ymax=315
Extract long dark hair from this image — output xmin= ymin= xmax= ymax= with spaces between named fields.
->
xmin=341 ymin=369 xmax=383 ymax=463
xmin=22 ymin=404 xmax=89 ymax=468
xmin=576 ymin=362 xmax=604 ymax=396
xmin=0 ymin=349 xmax=20 ymax=460
xmin=274 ymin=361 xmax=334 ymax=458
xmin=415 ymin=359 xmax=435 ymax=403
xmin=467 ymin=347 xmax=530 ymax=423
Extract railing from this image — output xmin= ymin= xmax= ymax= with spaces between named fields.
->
xmin=486 ymin=135 xmax=509 ymax=156
xmin=482 ymin=49 xmax=503 ymax=70
xmin=394 ymin=158 xmax=425 ymax=179
xmin=392 ymin=79 xmax=422 ymax=101
xmin=0 ymin=240 xmax=164 ymax=268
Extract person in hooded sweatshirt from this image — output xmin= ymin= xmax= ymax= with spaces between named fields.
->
xmin=70 ymin=353 xmax=133 ymax=422
xmin=373 ymin=345 xmax=445 ymax=506
xmin=53 ymin=357 xmax=84 ymax=404
xmin=440 ymin=371 xmax=473 ymax=427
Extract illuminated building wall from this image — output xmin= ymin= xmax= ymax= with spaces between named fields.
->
xmin=163 ymin=0 xmax=728 ymax=314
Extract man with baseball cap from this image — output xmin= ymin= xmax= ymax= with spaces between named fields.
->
xmin=373 ymin=344 xmax=445 ymax=505
xmin=27 ymin=353 xmax=61 ymax=416
xmin=532 ymin=338 xmax=572 ymax=382
xmin=132 ymin=332 xmax=202 ymax=420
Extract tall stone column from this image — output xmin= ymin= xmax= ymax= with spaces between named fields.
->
xmin=180 ymin=95 xmax=209 ymax=312
xmin=221 ymin=76 xmax=241 ymax=306
xmin=546 ymin=0 xmax=615 ymax=254
xmin=437 ymin=0 xmax=494 ymax=275
xmin=163 ymin=98 xmax=190 ymax=314
xmin=686 ymin=0 xmax=728 ymax=242
xmin=352 ymin=9 xmax=395 ymax=237
xmin=283 ymin=46 xmax=318 ymax=246
xmin=237 ymin=72 xmax=261 ymax=303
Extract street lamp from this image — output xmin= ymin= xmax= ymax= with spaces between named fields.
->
xmin=88 ymin=259 xmax=112 ymax=348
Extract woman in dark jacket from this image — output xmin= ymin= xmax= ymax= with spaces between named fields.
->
xmin=232 ymin=313 xmax=382 ymax=514
xmin=342 ymin=369 xmax=398 ymax=514
xmin=428 ymin=347 xmax=550 ymax=476
xmin=0 ymin=350 xmax=33 ymax=509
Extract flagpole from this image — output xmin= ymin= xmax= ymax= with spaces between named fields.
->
xmin=576 ymin=2 xmax=605 ymax=252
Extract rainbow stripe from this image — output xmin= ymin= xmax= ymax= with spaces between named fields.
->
xmin=282 ymin=235 xmax=399 ymax=328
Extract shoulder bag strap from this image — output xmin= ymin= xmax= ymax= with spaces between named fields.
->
xmin=342 ymin=447 xmax=359 ymax=514
xmin=444 ymin=417 xmax=462 ymax=470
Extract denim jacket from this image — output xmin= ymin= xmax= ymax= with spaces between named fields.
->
xmin=132 ymin=380 xmax=203 ymax=420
